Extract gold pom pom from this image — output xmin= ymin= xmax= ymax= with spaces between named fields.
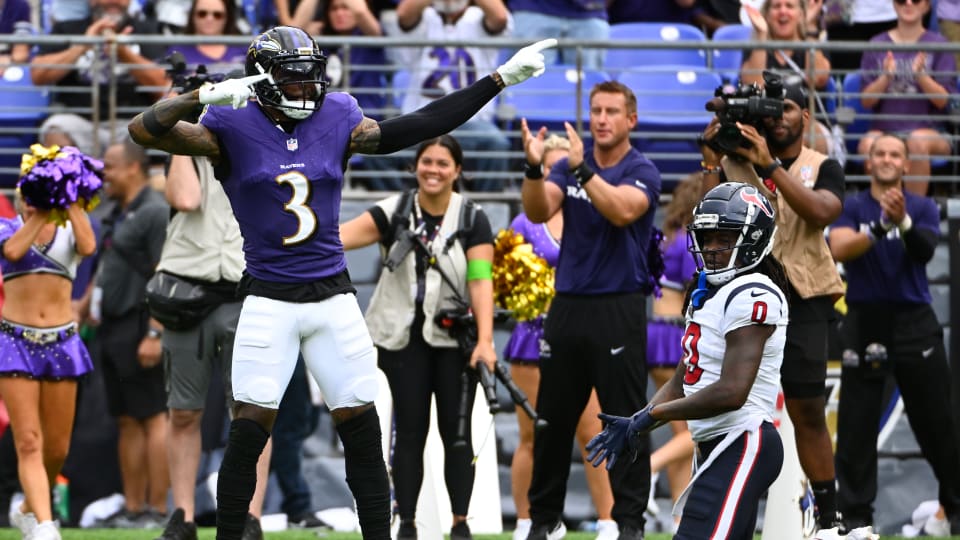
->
xmin=493 ymin=228 xmax=555 ymax=321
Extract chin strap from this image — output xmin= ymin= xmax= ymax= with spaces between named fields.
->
xmin=691 ymin=271 xmax=709 ymax=309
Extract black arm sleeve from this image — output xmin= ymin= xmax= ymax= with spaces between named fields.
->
xmin=902 ymin=226 xmax=937 ymax=263
xmin=374 ymin=75 xmax=501 ymax=154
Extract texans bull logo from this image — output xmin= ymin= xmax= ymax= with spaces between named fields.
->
xmin=740 ymin=188 xmax=774 ymax=218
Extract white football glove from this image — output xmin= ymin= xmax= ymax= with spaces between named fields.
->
xmin=198 ymin=73 xmax=271 ymax=110
xmin=496 ymin=38 xmax=558 ymax=87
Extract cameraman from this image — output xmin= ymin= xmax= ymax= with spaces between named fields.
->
xmin=700 ymin=78 xmax=846 ymax=532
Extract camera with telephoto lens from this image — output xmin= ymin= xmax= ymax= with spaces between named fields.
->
xmin=165 ymin=52 xmax=228 ymax=123
xmin=165 ymin=51 xmax=227 ymax=94
xmin=704 ymin=70 xmax=785 ymax=154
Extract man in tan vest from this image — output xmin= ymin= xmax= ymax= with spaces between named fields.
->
xmin=698 ymin=78 xmax=847 ymax=534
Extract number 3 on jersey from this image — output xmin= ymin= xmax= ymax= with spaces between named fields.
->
xmin=276 ymin=171 xmax=317 ymax=245
xmin=681 ymin=322 xmax=703 ymax=384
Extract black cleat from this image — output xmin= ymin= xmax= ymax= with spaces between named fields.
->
xmin=154 ymin=508 xmax=197 ymax=540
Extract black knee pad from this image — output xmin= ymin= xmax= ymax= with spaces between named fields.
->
xmin=336 ymin=407 xmax=391 ymax=540
xmin=216 ymin=418 xmax=269 ymax=540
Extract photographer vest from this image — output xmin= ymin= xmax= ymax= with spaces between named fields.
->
xmin=721 ymin=147 xmax=843 ymax=300
xmin=364 ymin=191 xmax=473 ymax=350
xmin=156 ymin=156 xmax=244 ymax=283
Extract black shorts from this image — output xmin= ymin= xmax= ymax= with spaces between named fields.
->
xmin=99 ymin=311 xmax=167 ymax=419
xmin=780 ymin=295 xmax=834 ymax=399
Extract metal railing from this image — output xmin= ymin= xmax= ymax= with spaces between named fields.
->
xmin=3 ymin=33 xmax=960 ymax=191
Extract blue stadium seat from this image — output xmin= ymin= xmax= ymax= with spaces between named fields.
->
xmin=499 ymin=66 xmax=611 ymax=133
xmin=607 ymin=23 xmax=707 ymax=76
xmin=619 ymin=68 xmax=722 ymax=179
xmin=0 ymin=66 xmax=50 ymax=187
xmin=710 ymin=24 xmax=751 ymax=83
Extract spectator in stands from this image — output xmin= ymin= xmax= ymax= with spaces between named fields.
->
xmin=39 ymin=116 xmax=98 ymax=158
xmin=270 ymin=356 xmax=330 ymax=530
xmin=271 ymin=0 xmax=323 ymax=35
xmin=646 ymin=172 xmax=699 ymax=532
xmin=505 ymin=133 xmax=617 ymax=540
xmin=937 ymin=0 xmax=960 ymax=66
xmin=94 ymin=137 xmax=170 ymax=529
xmin=152 ymin=153 xmax=270 ymax=540
xmin=0 ymin=0 xmax=34 ymax=67
xmin=31 ymin=0 xmax=168 ymax=150
xmin=826 ymin=0 xmax=896 ymax=73
xmin=165 ymin=0 xmax=247 ymax=75
xmin=1 ymin=193 xmax=96 ymax=540
xmin=507 ymin=0 xmax=608 ymax=69
xmin=389 ymin=0 xmax=512 ymax=192
xmin=607 ymin=0 xmax=726 ymax=35
xmin=741 ymin=0 xmax=835 ymax=155
xmin=857 ymin=0 xmax=955 ymax=196
xmin=321 ymin=0 xmax=404 ymax=191
xmin=339 ymin=135 xmax=497 ymax=540
xmin=829 ymin=133 xmax=960 ymax=536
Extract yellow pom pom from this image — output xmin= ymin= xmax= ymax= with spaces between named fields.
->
xmin=493 ymin=228 xmax=555 ymax=321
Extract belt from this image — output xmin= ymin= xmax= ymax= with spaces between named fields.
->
xmin=1 ymin=321 xmax=78 ymax=345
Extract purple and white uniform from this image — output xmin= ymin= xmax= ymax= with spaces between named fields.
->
xmin=0 ymin=216 xmax=93 ymax=380
xmin=503 ymin=214 xmax=560 ymax=364
xmin=646 ymin=232 xmax=697 ymax=368
xmin=199 ymin=95 xmax=380 ymax=410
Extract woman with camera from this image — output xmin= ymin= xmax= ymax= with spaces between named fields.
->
xmin=339 ymin=134 xmax=496 ymax=540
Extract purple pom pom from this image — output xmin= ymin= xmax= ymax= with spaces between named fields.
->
xmin=17 ymin=146 xmax=104 ymax=211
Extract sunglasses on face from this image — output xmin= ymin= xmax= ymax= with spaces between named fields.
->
xmin=194 ymin=9 xmax=225 ymax=19
xmin=894 ymin=0 xmax=924 ymax=6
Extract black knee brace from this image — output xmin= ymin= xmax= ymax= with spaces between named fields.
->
xmin=337 ymin=407 xmax=391 ymax=540
xmin=217 ymin=418 xmax=269 ymax=540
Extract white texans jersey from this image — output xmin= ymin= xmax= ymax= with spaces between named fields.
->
xmin=396 ymin=6 xmax=513 ymax=122
xmin=681 ymin=272 xmax=788 ymax=442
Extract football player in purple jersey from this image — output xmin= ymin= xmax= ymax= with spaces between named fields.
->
xmin=128 ymin=25 xmax=554 ymax=540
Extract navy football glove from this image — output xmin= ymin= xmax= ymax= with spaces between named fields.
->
xmin=585 ymin=405 xmax=663 ymax=470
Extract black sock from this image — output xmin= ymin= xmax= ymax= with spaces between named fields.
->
xmin=811 ymin=479 xmax=838 ymax=527
xmin=337 ymin=407 xmax=391 ymax=539
xmin=216 ymin=418 xmax=269 ymax=540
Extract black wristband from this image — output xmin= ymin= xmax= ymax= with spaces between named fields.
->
xmin=143 ymin=108 xmax=176 ymax=138
xmin=754 ymin=158 xmax=782 ymax=180
xmin=571 ymin=162 xmax=594 ymax=186
xmin=524 ymin=162 xmax=544 ymax=180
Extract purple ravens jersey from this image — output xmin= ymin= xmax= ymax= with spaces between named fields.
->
xmin=200 ymin=93 xmax=362 ymax=283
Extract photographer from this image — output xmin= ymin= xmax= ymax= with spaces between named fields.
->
xmin=700 ymin=75 xmax=846 ymax=532
xmin=339 ymin=135 xmax=495 ymax=540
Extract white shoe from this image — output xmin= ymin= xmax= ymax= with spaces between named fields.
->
xmin=812 ymin=526 xmax=844 ymax=540
xmin=595 ymin=519 xmax=618 ymax=540
xmin=9 ymin=503 xmax=38 ymax=539
xmin=924 ymin=515 xmax=951 ymax=537
xmin=514 ymin=518 xmax=531 ymax=540
xmin=845 ymin=525 xmax=880 ymax=540
xmin=30 ymin=521 xmax=61 ymax=540
xmin=646 ymin=472 xmax=660 ymax=518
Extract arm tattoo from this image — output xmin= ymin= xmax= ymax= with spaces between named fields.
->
xmin=349 ymin=117 xmax=383 ymax=155
xmin=128 ymin=91 xmax=219 ymax=159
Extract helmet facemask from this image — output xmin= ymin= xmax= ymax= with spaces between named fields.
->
xmin=251 ymin=50 xmax=328 ymax=120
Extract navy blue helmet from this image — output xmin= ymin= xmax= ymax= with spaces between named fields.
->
xmin=688 ymin=182 xmax=777 ymax=285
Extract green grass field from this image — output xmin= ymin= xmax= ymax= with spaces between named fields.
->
xmin=1 ymin=530 xmax=960 ymax=540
